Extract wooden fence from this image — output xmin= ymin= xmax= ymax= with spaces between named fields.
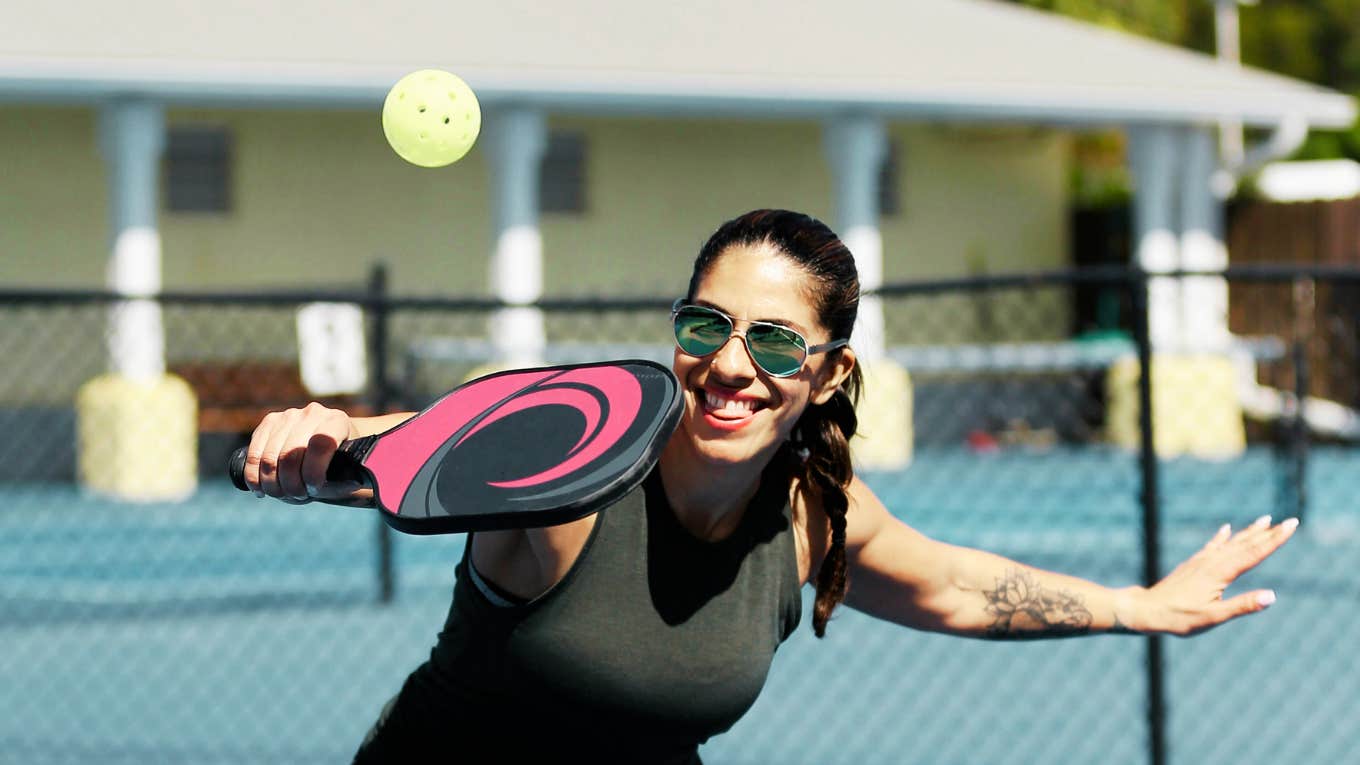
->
xmin=1227 ymin=198 xmax=1360 ymax=410
xmin=1073 ymin=198 xmax=1360 ymax=410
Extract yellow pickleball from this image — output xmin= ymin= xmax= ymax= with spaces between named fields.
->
xmin=382 ymin=70 xmax=481 ymax=168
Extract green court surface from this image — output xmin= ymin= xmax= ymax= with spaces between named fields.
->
xmin=1 ymin=446 xmax=1355 ymax=764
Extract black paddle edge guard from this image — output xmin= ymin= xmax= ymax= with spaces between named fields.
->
xmin=376 ymin=360 xmax=684 ymax=536
xmin=385 ymin=399 xmax=681 ymax=534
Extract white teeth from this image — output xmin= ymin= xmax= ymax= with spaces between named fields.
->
xmin=704 ymin=391 xmax=756 ymax=413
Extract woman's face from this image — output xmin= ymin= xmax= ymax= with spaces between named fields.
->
xmin=671 ymin=243 xmax=855 ymax=469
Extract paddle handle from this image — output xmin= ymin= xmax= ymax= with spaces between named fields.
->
xmin=227 ymin=440 xmax=368 ymax=492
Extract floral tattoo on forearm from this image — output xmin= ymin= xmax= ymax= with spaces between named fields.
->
xmin=978 ymin=568 xmax=1094 ymax=639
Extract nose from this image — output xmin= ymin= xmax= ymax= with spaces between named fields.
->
xmin=708 ymin=332 xmax=757 ymax=382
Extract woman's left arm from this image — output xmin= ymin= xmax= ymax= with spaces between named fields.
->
xmin=841 ymin=477 xmax=1298 ymax=639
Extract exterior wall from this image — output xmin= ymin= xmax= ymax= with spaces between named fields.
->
xmin=1 ymin=107 xmax=108 ymax=285
xmin=160 ymin=107 xmax=493 ymax=295
xmin=0 ymin=106 xmax=1068 ymax=402
xmin=882 ymin=123 xmax=1071 ymax=345
xmin=540 ymin=116 xmax=833 ymax=296
xmin=2 ymin=107 xmax=1067 ymax=296
xmin=885 ymin=123 xmax=1069 ymax=279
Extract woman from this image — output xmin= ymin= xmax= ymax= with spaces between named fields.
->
xmin=242 ymin=210 xmax=1296 ymax=763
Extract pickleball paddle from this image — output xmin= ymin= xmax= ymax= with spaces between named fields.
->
xmin=228 ymin=359 xmax=682 ymax=534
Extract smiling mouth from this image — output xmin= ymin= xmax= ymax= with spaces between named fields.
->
xmin=701 ymin=390 xmax=765 ymax=421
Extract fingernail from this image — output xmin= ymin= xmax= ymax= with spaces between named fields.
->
xmin=1218 ymin=523 xmax=1231 ymax=536
xmin=1281 ymin=517 xmax=1300 ymax=532
xmin=253 ymin=489 xmax=265 ymax=499
xmin=305 ymin=483 xmax=319 ymax=497
xmin=1252 ymin=515 xmax=1271 ymax=528
xmin=1257 ymin=590 xmax=1277 ymax=608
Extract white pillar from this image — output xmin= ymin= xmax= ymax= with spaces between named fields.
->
xmin=83 ymin=98 xmax=196 ymax=501
xmin=97 ymin=99 xmax=166 ymax=381
xmin=483 ymin=107 xmax=547 ymax=365
xmin=1127 ymin=124 xmax=1182 ymax=350
xmin=823 ymin=115 xmax=887 ymax=362
xmin=1179 ymin=127 xmax=1231 ymax=351
xmin=824 ymin=115 xmax=913 ymax=470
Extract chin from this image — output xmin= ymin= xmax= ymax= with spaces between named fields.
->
xmin=687 ymin=426 xmax=783 ymax=469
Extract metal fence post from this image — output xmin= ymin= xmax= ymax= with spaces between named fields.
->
xmin=1288 ymin=277 xmax=1313 ymax=522
xmin=369 ymin=263 xmax=396 ymax=604
xmin=1131 ymin=267 xmax=1166 ymax=765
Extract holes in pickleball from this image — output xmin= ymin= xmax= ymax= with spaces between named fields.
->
xmin=443 ymin=116 xmax=450 ymax=124
xmin=432 ymin=405 xmax=590 ymax=509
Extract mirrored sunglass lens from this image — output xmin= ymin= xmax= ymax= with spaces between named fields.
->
xmin=674 ymin=308 xmax=731 ymax=355
xmin=747 ymin=326 xmax=806 ymax=375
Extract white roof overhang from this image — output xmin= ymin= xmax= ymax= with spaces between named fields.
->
xmin=0 ymin=0 xmax=1352 ymax=129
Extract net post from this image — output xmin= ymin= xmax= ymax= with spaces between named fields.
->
xmin=1130 ymin=265 xmax=1167 ymax=765
xmin=369 ymin=263 xmax=396 ymax=604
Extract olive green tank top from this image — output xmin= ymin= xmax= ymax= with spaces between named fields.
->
xmin=417 ymin=466 xmax=802 ymax=762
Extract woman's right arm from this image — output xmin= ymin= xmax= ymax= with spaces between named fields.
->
xmin=241 ymin=402 xmax=414 ymax=503
xmin=242 ymin=402 xmax=595 ymax=601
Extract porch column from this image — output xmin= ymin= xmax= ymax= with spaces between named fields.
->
xmin=1127 ymin=124 xmax=1182 ymax=350
xmin=483 ymin=107 xmax=547 ymax=365
xmin=79 ymin=98 xmax=196 ymax=500
xmin=98 ymin=98 xmax=166 ymax=380
xmin=823 ymin=114 xmax=887 ymax=362
xmin=1112 ymin=124 xmax=1245 ymax=459
xmin=1179 ymin=126 xmax=1231 ymax=351
xmin=824 ymin=115 xmax=911 ymax=468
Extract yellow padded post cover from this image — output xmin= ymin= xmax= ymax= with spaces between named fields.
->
xmin=852 ymin=359 xmax=914 ymax=471
xmin=76 ymin=373 xmax=198 ymax=501
xmin=1105 ymin=354 xmax=1245 ymax=459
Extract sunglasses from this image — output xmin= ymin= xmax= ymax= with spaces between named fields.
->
xmin=670 ymin=299 xmax=849 ymax=378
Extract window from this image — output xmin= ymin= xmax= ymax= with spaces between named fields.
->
xmin=878 ymin=139 xmax=901 ymax=217
xmin=539 ymin=130 xmax=587 ymax=215
xmin=165 ymin=126 xmax=232 ymax=213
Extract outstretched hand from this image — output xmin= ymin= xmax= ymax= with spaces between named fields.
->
xmin=1141 ymin=515 xmax=1298 ymax=637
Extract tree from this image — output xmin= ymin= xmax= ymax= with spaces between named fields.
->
xmin=1011 ymin=0 xmax=1360 ymax=182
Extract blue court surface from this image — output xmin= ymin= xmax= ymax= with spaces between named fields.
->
xmin=2 ymin=446 xmax=1356 ymax=764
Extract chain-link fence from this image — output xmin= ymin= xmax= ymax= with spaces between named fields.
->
xmin=1 ymin=266 xmax=1355 ymax=764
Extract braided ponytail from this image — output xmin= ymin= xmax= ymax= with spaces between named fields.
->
xmin=792 ymin=371 xmax=863 ymax=637
xmin=690 ymin=209 xmax=864 ymax=637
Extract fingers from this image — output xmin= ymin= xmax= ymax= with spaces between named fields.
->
xmin=243 ymin=403 xmax=353 ymax=502
xmin=301 ymin=432 xmax=339 ymax=497
xmin=1169 ymin=586 xmax=1279 ymax=636
xmin=1153 ymin=516 xmax=1298 ymax=636
xmin=1232 ymin=513 xmax=1273 ymax=540
xmin=1213 ymin=589 xmax=1278 ymax=625
xmin=1222 ymin=515 xmax=1299 ymax=579
xmin=1197 ymin=522 xmax=1233 ymax=555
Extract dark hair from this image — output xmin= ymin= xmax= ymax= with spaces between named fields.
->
xmin=687 ymin=209 xmax=864 ymax=637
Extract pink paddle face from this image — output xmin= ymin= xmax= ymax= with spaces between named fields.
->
xmin=359 ymin=360 xmax=680 ymax=533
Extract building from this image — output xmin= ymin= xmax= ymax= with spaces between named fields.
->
xmin=1 ymin=0 xmax=1354 ymax=489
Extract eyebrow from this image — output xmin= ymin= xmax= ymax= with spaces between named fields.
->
xmin=692 ymin=299 xmax=809 ymax=335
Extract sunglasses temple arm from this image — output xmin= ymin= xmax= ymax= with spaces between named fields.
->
xmin=807 ymin=339 xmax=849 ymax=355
